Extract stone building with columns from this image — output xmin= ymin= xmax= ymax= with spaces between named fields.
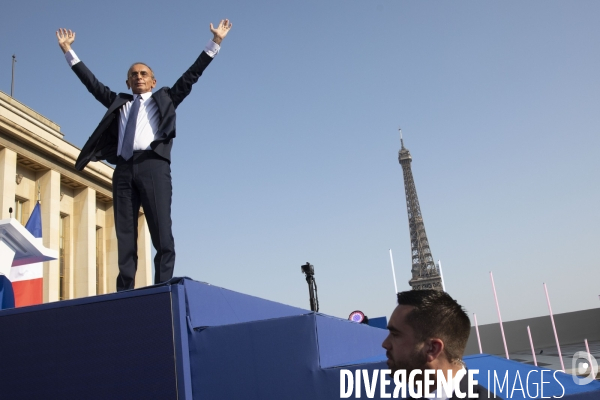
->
xmin=0 ymin=90 xmax=151 ymax=303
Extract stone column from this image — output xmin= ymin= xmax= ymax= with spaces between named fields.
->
xmin=104 ymin=202 xmax=119 ymax=293
xmin=0 ymin=148 xmax=17 ymax=219
xmin=63 ymin=213 xmax=74 ymax=300
xmin=38 ymin=169 xmax=61 ymax=302
xmin=73 ymin=187 xmax=96 ymax=298
xmin=135 ymin=212 xmax=152 ymax=288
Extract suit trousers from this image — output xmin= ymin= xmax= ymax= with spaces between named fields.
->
xmin=113 ymin=151 xmax=175 ymax=291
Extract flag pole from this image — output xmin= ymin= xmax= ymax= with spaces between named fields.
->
xmin=543 ymin=283 xmax=565 ymax=371
xmin=11 ymin=55 xmax=17 ymax=97
xmin=527 ymin=326 xmax=537 ymax=367
xmin=438 ymin=259 xmax=446 ymax=291
xmin=585 ymin=339 xmax=595 ymax=378
xmin=490 ymin=271 xmax=509 ymax=359
xmin=473 ymin=313 xmax=483 ymax=354
xmin=389 ymin=249 xmax=398 ymax=296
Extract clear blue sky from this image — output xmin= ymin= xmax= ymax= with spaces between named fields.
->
xmin=2 ymin=1 xmax=599 ymax=328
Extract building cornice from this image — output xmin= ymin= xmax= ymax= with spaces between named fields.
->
xmin=0 ymin=91 xmax=113 ymax=187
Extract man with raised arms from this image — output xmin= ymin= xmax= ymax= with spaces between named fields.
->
xmin=56 ymin=20 xmax=232 ymax=291
xmin=382 ymin=290 xmax=496 ymax=399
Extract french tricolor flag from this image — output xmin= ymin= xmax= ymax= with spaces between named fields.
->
xmin=9 ymin=202 xmax=44 ymax=307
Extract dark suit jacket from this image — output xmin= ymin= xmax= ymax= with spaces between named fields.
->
xmin=73 ymin=51 xmax=214 ymax=170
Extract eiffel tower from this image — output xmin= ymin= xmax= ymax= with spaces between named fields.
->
xmin=397 ymin=129 xmax=443 ymax=291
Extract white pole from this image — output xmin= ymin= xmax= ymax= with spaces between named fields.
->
xmin=438 ymin=259 xmax=446 ymax=291
xmin=585 ymin=339 xmax=595 ymax=378
xmin=389 ymin=249 xmax=398 ymax=296
xmin=489 ymin=271 xmax=510 ymax=359
xmin=543 ymin=283 xmax=565 ymax=372
xmin=473 ymin=313 xmax=483 ymax=354
xmin=527 ymin=326 xmax=538 ymax=367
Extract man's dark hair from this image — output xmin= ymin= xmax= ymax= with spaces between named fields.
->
xmin=127 ymin=62 xmax=155 ymax=79
xmin=397 ymin=290 xmax=471 ymax=364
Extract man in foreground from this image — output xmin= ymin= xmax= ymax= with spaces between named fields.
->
xmin=56 ymin=20 xmax=232 ymax=291
xmin=382 ymin=290 xmax=496 ymax=399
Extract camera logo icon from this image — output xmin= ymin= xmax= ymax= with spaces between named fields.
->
xmin=571 ymin=351 xmax=598 ymax=385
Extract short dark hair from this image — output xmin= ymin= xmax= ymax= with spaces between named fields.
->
xmin=127 ymin=62 xmax=155 ymax=79
xmin=397 ymin=290 xmax=471 ymax=364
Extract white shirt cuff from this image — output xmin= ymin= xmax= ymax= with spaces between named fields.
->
xmin=204 ymin=40 xmax=220 ymax=58
xmin=65 ymin=50 xmax=81 ymax=67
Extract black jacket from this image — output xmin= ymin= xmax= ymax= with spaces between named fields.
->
xmin=73 ymin=51 xmax=213 ymax=170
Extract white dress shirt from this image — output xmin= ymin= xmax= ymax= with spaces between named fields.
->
xmin=65 ymin=40 xmax=220 ymax=155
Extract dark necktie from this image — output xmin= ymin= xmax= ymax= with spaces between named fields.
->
xmin=121 ymin=95 xmax=141 ymax=160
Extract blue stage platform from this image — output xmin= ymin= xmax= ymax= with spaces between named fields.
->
xmin=0 ymin=278 xmax=598 ymax=399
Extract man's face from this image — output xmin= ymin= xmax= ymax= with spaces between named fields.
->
xmin=126 ymin=64 xmax=156 ymax=94
xmin=381 ymin=305 xmax=428 ymax=374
